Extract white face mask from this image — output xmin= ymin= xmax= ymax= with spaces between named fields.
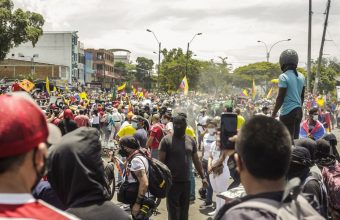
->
xmin=208 ymin=128 xmax=216 ymax=135
xmin=131 ymin=121 xmax=138 ymax=129
xmin=312 ymin=115 xmax=319 ymax=121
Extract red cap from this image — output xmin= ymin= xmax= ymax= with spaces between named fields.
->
xmin=0 ymin=93 xmax=61 ymax=158
xmin=64 ymin=109 xmax=73 ymax=119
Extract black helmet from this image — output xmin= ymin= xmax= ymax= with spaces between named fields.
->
xmin=279 ymin=49 xmax=298 ymax=68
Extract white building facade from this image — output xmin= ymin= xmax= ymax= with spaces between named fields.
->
xmin=7 ymin=31 xmax=79 ymax=83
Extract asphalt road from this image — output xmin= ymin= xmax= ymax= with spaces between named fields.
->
xmin=112 ymin=128 xmax=340 ymax=220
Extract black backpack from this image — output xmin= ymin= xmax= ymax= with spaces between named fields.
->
xmin=130 ymin=150 xmax=172 ymax=198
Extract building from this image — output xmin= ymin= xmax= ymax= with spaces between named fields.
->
xmin=84 ymin=48 xmax=119 ymax=89
xmin=77 ymin=41 xmax=85 ymax=84
xmin=0 ymin=59 xmax=67 ymax=80
xmin=109 ymin=49 xmax=131 ymax=64
xmin=7 ymin=31 xmax=79 ymax=83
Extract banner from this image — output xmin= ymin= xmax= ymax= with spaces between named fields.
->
xmin=46 ymin=77 xmax=51 ymax=95
xmin=180 ymin=76 xmax=189 ymax=95
xmin=19 ymin=79 xmax=35 ymax=92
xmin=117 ymin=83 xmax=126 ymax=91
xmin=252 ymin=79 xmax=256 ymax=100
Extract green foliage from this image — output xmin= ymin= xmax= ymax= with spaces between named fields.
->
xmin=311 ymin=58 xmax=340 ymax=94
xmin=198 ymin=59 xmax=232 ymax=94
xmin=135 ymin=57 xmax=153 ymax=89
xmin=233 ymin=62 xmax=281 ymax=88
xmin=114 ymin=61 xmax=136 ymax=88
xmin=159 ymin=48 xmax=200 ymax=91
xmin=0 ymin=0 xmax=44 ymax=60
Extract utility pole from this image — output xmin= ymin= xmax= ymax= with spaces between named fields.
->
xmin=158 ymin=42 xmax=161 ymax=89
xmin=185 ymin=42 xmax=189 ymax=77
xmin=307 ymin=0 xmax=312 ymax=93
xmin=313 ymin=0 xmax=331 ymax=94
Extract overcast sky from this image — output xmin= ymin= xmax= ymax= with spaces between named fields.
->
xmin=13 ymin=0 xmax=340 ymax=68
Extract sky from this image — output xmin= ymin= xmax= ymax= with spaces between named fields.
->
xmin=12 ymin=0 xmax=340 ymax=69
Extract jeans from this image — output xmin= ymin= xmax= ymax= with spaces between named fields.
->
xmin=280 ymin=107 xmax=303 ymax=140
xmin=201 ymin=159 xmax=213 ymax=203
xmin=189 ymin=162 xmax=195 ymax=198
xmin=166 ymin=181 xmax=190 ymax=220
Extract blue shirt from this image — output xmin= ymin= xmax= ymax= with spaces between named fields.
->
xmin=278 ymin=70 xmax=305 ymax=116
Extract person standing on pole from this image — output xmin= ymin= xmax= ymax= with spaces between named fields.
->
xmin=272 ymin=49 xmax=305 ymax=140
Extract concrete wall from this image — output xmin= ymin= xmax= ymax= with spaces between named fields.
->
xmin=7 ymin=32 xmax=78 ymax=82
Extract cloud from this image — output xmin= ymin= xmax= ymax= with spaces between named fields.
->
xmin=11 ymin=0 xmax=340 ymax=67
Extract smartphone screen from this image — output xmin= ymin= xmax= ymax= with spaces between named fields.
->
xmin=220 ymin=113 xmax=238 ymax=150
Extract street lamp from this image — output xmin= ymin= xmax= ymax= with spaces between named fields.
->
xmin=186 ymin=33 xmax=202 ymax=77
xmin=257 ymin=39 xmax=291 ymax=62
xmin=18 ymin=53 xmax=39 ymax=76
xmin=147 ymin=29 xmax=161 ymax=90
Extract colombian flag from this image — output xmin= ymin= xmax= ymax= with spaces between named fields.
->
xmin=180 ymin=76 xmax=189 ymax=95
xmin=117 ymin=83 xmax=126 ymax=91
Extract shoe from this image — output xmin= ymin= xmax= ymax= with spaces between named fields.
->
xmin=199 ymin=202 xmax=213 ymax=209
xmin=208 ymin=210 xmax=216 ymax=216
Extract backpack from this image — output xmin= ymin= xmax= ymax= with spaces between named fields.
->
xmin=322 ymin=162 xmax=340 ymax=210
xmin=302 ymin=174 xmax=329 ymax=218
xmin=129 ymin=150 xmax=173 ymax=198
xmin=217 ymin=178 xmax=325 ymax=220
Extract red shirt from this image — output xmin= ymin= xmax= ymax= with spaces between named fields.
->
xmin=0 ymin=194 xmax=78 ymax=219
xmin=150 ymin=123 xmax=165 ymax=149
xmin=74 ymin=115 xmax=90 ymax=127
xmin=11 ymin=83 xmax=21 ymax=92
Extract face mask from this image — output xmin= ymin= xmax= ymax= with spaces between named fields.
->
xmin=131 ymin=121 xmax=138 ymax=129
xmin=312 ymin=115 xmax=318 ymax=121
xmin=118 ymin=147 xmax=129 ymax=157
xmin=208 ymin=128 xmax=216 ymax=135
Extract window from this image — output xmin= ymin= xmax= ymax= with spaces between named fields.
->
xmin=97 ymin=64 xmax=103 ymax=70
xmin=97 ymin=53 xmax=103 ymax=60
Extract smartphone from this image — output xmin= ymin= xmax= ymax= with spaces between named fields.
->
xmin=220 ymin=113 xmax=238 ymax=150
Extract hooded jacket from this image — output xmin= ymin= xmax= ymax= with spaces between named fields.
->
xmin=47 ymin=127 xmax=130 ymax=220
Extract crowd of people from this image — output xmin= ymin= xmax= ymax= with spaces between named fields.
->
xmin=0 ymin=49 xmax=340 ymax=220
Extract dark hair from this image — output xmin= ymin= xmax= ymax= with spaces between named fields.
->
xmin=79 ymin=109 xmax=84 ymax=115
xmin=294 ymin=138 xmax=317 ymax=161
xmin=163 ymin=113 xmax=172 ymax=120
xmin=0 ymin=152 xmax=28 ymax=174
xmin=119 ymin=135 xmax=140 ymax=150
xmin=309 ymin=108 xmax=318 ymax=115
xmin=282 ymin=64 xmax=298 ymax=77
xmin=236 ymin=116 xmax=292 ymax=180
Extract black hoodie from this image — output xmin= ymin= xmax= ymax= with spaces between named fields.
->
xmin=47 ymin=127 xmax=130 ymax=220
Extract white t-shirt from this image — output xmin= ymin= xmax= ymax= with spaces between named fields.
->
xmin=127 ymin=155 xmax=149 ymax=183
xmin=210 ymin=141 xmax=228 ymax=168
xmin=202 ymin=133 xmax=216 ymax=161
xmin=91 ymin=115 xmax=100 ymax=124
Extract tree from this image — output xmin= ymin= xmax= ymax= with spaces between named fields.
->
xmin=135 ymin=57 xmax=154 ymax=89
xmin=114 ymin=61 xmax=136 ymax=89
xmin=0 ymin=0 xmax=44 ymax=60
xmin=159 ymin=48 xmax=201 ymax=92
xmin=311 ymin=58 xmax=340 ymax=94
xmin=198 ymin=59 xmax=232 ymax=94
xmin=233 ymin=62 xmax=281 ymax=90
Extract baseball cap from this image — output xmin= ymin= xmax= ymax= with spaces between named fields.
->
xmin=0 ymin=92 xmax=62 ymax=158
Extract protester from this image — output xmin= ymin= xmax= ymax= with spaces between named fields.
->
xmin=116 ymin=117 xmax=136 ymax=140
xmin=11 ymin=79 xmax=21 ymax=92
xmin=0 ymin=92 xmax=78 ymax=219
xmin=74 ymin=109 xmax=90 ymax=127
xmin=300 ymin=108 xmax=326 ymax=140
xmin=272 ymin=49 xmax=305 ymax=139
xmin=216 ymin=116 xmax=323 ymax=220
xmin=200 ymin=120 xmax=217 ymax=210
xmin=47 ymin=127 xmax=130 ymax=220
xmin=91 ymin=109 xmax=101 ymax=130
xmin=159 ymin=114 xmax=208 ymax=220
xmin=146 ymin=114 xmax=164 ymax=159
xmin=286 ymin=146 xmax=328 ymax=218
xmin=235 ymin=108 xmax=245 ymax=130
xmin=58 ymin=109 xmax=78 ymax=135
xmin=208 ymin=135 xmax=230 ymax=216
xmin=132 ymin=115 xmax=148 ymax=148
xmin=118 ymin=136 xmax=154 ymax=219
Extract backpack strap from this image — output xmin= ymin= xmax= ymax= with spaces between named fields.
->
xmin=226 ymin=198 xmax=280 ymax=215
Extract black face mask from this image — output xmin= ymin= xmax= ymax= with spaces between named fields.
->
xmin=31 ymin=149 xmax=47 ymax=192
xmin=119 ymin=147 xmax=129 ymax=157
